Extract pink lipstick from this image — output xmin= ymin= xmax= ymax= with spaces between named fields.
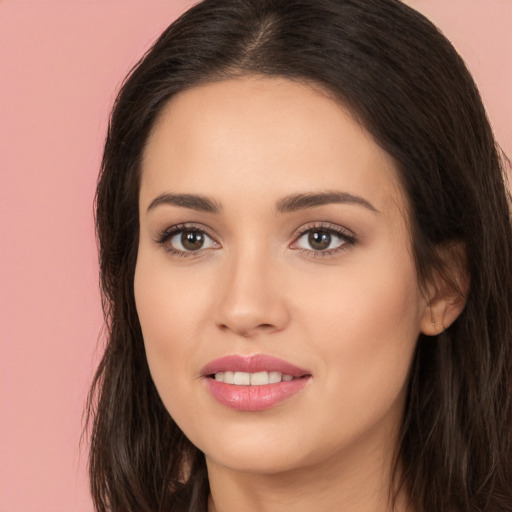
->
xmin=201 ymin=354 xmax=311 ymax=411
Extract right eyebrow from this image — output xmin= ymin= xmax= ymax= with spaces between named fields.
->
xmin=146 ymin=193 xmax=222 ymax=214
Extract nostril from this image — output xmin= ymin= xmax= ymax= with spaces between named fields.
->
xmin=216 ymin=320 xmax=281 ymax=337
xmin=258 ymin=323 xmax=276 ymax=332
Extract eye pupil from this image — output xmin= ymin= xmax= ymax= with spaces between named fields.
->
xmin=308 ymin=230 xmax=331 ymax=250
xmin=182 ymin=230 xmax=204 ymax=250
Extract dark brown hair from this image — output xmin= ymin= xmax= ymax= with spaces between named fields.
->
xmin=86 ymin=0 xmax=512 ymax=510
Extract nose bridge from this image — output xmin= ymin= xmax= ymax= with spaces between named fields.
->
xmin=215 ymin=238 xmax=289 ymax=336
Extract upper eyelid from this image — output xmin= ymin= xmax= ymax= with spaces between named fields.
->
xmin=157 ymin=222 xmax=219 ymax=243
xmin=157 ymin=220 xmax=353 ymax=237
xmin=292 ymin=221 xmax=355 ymax=239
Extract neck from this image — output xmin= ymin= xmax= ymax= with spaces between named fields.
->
xmin=206 ymin=432 xmax=409 ymax=512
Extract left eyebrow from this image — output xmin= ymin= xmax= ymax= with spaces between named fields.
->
xmin=275 ymin=191 xmax=379 ymax=214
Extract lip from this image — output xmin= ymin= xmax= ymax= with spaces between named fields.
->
xmin=201 ymin=354 xmax=310 ymax=377
xmin=201 ymin=354 xmax=312 ymax=412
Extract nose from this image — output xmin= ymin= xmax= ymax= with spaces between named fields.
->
xmin=214 ymin=249 xmax=291 ymax=338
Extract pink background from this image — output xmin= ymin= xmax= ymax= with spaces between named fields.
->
xmin=0 ymin=1 xmax=510 ymax=511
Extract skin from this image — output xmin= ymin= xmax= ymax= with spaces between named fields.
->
xmin=134 ymin=76 xmax=463 ymax=512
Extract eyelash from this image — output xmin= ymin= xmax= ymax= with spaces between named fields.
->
xmin=155 ymin=222 xmax=357 ymax=259
xmin=292 ymin=222 xmax=357 ymax=258
xmin=155 ymin=223 xmax=218 ymax=258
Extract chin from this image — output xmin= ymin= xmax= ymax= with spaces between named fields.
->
xmin=196 ymin=424 xmax=331 ymax=476
xmin=205 ymin=446 xmax=310 ymax=475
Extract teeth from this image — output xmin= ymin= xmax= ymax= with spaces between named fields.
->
xmin=213 ymin=371 xmax=296 ymax=385
xmin=250 ymin=371 xmax=269 ymax=385
xmin=234 ymin=372 xmax=251 ymax=385
xmin=268 ymin=371 xmax=282 ymax=384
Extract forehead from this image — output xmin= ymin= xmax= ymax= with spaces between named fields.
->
xmin=140 ymin=76 xmax=405 ymax=215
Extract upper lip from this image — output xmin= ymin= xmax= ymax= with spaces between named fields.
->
xmin=201 ymin=354 xmax=311 ymax=377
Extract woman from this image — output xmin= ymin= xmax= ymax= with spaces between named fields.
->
xmin=86 ymin=0 xmax=512 ymax=511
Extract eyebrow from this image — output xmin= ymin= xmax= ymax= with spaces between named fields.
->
xmin=275 ymin=191 xmax=378 ymax=214
xmin=146 ymin=191 xmax=378 ymax=214
xmin=147 ymin=193 xmax=221 ymax=213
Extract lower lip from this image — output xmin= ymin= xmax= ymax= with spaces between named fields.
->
xmin=204 ymin=377 xmax=310 ymax=411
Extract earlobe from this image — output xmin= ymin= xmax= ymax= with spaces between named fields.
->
xmin=419 ymin=242 xmax=469 ymax=336
xmin=420 ymin=295 xmax=467 ymax=336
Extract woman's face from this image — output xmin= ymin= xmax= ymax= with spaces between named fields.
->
xmin=135 ymin=76 xmax=431 ymax=476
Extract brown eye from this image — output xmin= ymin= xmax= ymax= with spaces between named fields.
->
xmin=165 ymin=227 xmax=218 ymax=253
xmin=308 ymin=230 xmax=331 ymax=251
xmin=181 ymin=230 xmax=205 ymax=251
xmin=293 ymin=225 xmax=354 ymax=254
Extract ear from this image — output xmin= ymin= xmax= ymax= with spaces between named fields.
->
xmin=420 ymin=242 xmax=470 ymax=336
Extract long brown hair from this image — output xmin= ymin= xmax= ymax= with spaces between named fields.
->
xmin=86 ymin=1 xmax=512 ymax=510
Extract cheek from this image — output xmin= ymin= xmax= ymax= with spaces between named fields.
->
xmin=301 ymin=248 xmax=422 ymax=408
xmin=133 ymin=254 xmax=208 ymax=405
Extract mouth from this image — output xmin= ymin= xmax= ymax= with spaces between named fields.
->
xmin=201 ymin=354 xmax=312 ymax=411
xmin=201 ymin=353 xmax=311 ymax=381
